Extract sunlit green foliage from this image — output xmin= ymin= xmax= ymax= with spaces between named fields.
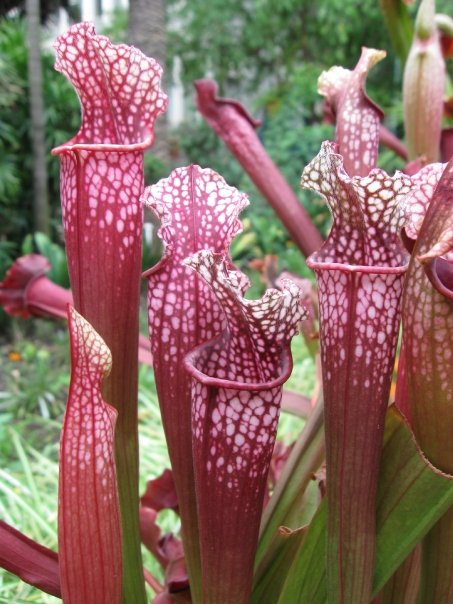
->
xmin=0 ymin=18 xmax=79 ymax=276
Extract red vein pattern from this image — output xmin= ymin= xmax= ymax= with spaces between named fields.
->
xmin=402 ymin=158 xmax=453 ymax=604
xmin=394 ymin=162 xmax=445 ymax=417
xmin=184 ymin=251 xmax=303 ymax=604
xmin=402 ymin=158 xmax=452 ymax=473
xmin=143 ymin=165 xmax=248 ymax=601
xmin=302 ymin=141 xmax=413 ymax=602
xmin=59 ymin=307 xmax=121 ymax=604
xmin=51 ymin=22 xmax=167 ymax=602
xmin=401 ymin=162 xmax=446 ymax=243
xmin=318 ymin=47 xmax=385 ymax=176
xmin=195 ymin=79 xmax=323 ymax=258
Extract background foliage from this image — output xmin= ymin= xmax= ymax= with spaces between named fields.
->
xmin=167 ymin=0 xmax=392 ymax=93
xmin=0 ymin=17 xmax=79 ymax=277
xmin=2 ymin=0 xmax=451 ymax=282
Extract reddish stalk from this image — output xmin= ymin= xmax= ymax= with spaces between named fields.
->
xmin=143 ymin=165 xmax=249 ymax=602
xmin=303 ymin=142 xmax=413 ymax=602
xmin=402 ymin=158 xmax=453 ymax=602
xmin=59 ymin=308 xmax=122 ymax=604
xmin=0 ymin=521 xmax=60 ymax=597
xmin=184 ymin=251 xmax=303 ymax=604
xmin=51 ymin=22 xmax=167 ymax=602
xmin=195 ymin=79 xmax=323 ymax=258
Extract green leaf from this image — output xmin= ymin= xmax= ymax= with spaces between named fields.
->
xmin=379 ymin=544 xmax=421 ymax=603
xmin=275 ymin=406 xmax=453 ymax=602
xmin=33 ymin=232 xmax=69 ymax=288
xmin=379 ymin=0 xmax=413 ymax=64
xmin=252 ymin=525 xmax=307 ymax=604
xmin=373 ymin=408 xmax=453 ymax=592
xmin=277 ymin=501 xmax=327 ymax=603
xmin=254 ymin=396 xmax=324 ymax=567
xmin=251 ymin=397 xmax=324 ymax=603
xmin=21 ymin=234 xmax=33 ymax=256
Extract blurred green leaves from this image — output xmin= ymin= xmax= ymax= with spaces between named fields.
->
xmin=0 ymin=17 xmax=79 ymax=275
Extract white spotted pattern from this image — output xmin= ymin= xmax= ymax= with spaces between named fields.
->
xmin=52 ymin=21 xmax=167 ymax=148
xmin=301 ymin=139 xmax=417 ymax=598
xmin=52 ymin=22 xmax=160 ymax=412
xmin=142 ymin=166 xmax=250 ymax=577
xmin=302 ymin=141 xmax=412 ymax=268
xmin=143 ymin=165 xmax=249 ymax=405
xmin=182 ymin=250 xmax=304 ymax=604
xmin=318 ymin=47 xmax=386 ymax=176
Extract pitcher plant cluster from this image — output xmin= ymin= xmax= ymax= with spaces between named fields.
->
xmin=0 ymin=1 xmax=452 ymax=602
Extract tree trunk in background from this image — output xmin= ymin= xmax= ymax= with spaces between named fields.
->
xmin=26 ymin=0 xmax=50 ymax=235
xmin=128 ymin=0 xmax=169 ymax=165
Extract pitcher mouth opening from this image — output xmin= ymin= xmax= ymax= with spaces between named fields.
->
xmin=424 ymin=257 xmax=453 ymax=300
xmin=306 ymin=254 xmax=410 ymax=275
xmin=184 ymin=340 xmax=293 ymax=392
xmin=52 ymin=135 xmax=153 ymax=156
